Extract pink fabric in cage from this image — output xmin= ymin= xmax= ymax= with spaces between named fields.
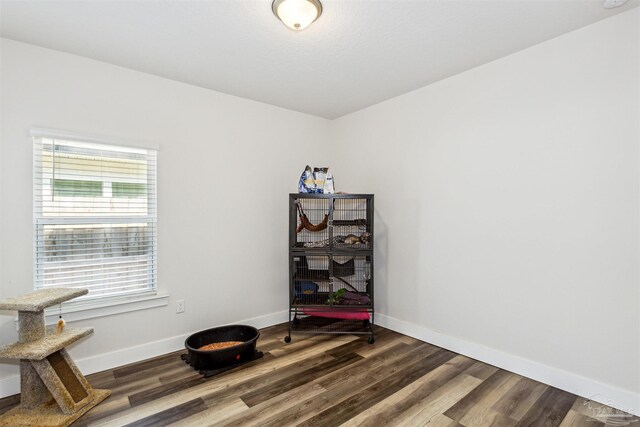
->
xmin=301 ymin=309 xmax=370 ymax=320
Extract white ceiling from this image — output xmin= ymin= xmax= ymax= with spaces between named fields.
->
xmin=1 ymin=0 xmax=637 ymax=119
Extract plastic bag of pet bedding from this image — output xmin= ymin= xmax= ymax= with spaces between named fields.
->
xmin=323 ymin=168 xmax=335 ymax=194
xmin=311 ymin=167 xmax=335 ymax=194
xmin=312 ymin=168 xmax=327 ymax=194
xmin=298 ymin=165 xmax=315 ymax=193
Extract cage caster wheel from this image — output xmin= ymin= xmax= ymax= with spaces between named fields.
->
xmin=284 ymin=336 xmax=291 ymax=343
xmin=368 ymin=336 xmax=375 ymax=344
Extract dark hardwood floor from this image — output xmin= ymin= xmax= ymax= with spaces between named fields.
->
xmin=0 ymin=323 xmax=637 ymax=426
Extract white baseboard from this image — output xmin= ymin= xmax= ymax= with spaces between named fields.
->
xmin=375 ymin=313 xmax=640 ymax=417
xmin=0 ymin=310 xmax=288 ymax=399
xmin=0 ymin=374 xmax=20 ymax=399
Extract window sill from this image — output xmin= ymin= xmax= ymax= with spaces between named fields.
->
xmin=14 ymin=293 xmax=170 ymax=329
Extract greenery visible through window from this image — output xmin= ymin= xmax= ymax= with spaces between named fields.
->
xmin=53 ymin=179 xmax=103 ymax=197
xmin=113 ymin=182 xmax=146 ymax=198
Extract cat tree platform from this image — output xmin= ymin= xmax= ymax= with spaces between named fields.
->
xmin=0 ymin=288 xmax=110 ymax=427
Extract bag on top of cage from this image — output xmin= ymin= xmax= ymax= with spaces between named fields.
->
xmin=313 ymin=167 xmax=328 ymax=194
xmin=298 ymin=165 xmax=315 ymax=193
xmin=323 ymin=168 xmax=335 ymax=194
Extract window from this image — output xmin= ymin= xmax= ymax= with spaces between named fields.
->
xmin=34 ymin=136 xmax=157 ymax=301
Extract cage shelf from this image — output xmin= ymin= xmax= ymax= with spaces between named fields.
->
xmin=289 ymin=314 xmax=372 ymax=335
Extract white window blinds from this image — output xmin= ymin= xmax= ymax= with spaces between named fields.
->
xmin=33 ymin=136 xmax=157 ymax=300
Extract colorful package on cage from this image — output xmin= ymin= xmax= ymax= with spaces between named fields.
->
xmin=323 ymin=168 xmax=335 ymax=194
xmin=312 ymin=168 xmax=328 ymax=194
xmin=298 ymin=165 xmax=315 ymax=193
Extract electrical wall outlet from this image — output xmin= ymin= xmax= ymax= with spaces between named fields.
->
xmin=176 ymin=299 xmax=185 ymax=314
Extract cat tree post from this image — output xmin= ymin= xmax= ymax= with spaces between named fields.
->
xmin=0 ymin=288 xmax=110 ymax=427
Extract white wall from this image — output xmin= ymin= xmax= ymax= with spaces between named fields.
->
xmin=0 ymin=38 xmax=328 ymax=390
xmin=1 ymin=7 xmax=639 ymax=415
xmin=330 ymin=7 xmax=639 ymax=412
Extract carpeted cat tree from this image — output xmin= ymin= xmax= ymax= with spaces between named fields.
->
xmin=0 ymin=288 xmax=110 ymax=427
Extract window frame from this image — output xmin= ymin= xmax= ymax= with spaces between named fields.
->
xmin=31 ymin=128 xmax=166 ymax=316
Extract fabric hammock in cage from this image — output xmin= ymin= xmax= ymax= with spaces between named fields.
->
xmin=295 ymin=201 xmax=329 ymax=233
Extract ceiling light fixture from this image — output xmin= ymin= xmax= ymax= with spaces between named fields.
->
xmin=272 ymin=0 xmax=322 ymax=31
xmin=602 ymin=0 xmax=630 ymax=8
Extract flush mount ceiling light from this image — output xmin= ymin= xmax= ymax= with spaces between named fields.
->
xmin=272 ymin=0 xmax=322 ymax=31
xmin=602 ymin=0 xmax=630 ymax=8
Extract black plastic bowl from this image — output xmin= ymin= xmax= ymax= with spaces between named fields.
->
xmin=184 ymin=324 xmax=260 ymax=371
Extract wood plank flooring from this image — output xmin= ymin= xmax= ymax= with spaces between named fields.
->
xmin=0 ymin=323 xmax=637 ymax=426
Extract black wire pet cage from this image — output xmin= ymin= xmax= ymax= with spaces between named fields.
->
xmin=287 ymin=194 xmax=375 ymax=344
